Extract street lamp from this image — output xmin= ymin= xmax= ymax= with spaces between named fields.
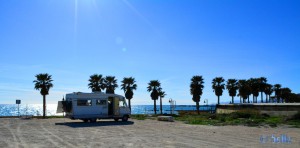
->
xmin=204 ymin=99 xmax=208 ymax=113
xmin=204 ymin=99 xmax=208 ymax=106
xmin=169 ymin=98 xmax=175 ymax=115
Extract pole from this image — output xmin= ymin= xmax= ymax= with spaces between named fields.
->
xmin=18 ymin=104 xmax=20 ymax=117
xmin=169 ymin=98 xmax=173 ymax=115
xmin=170 ymin=101 xmax=172 ymax=115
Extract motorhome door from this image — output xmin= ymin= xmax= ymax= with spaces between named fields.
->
xmin=108 ymin=97 xmax=113 ymax=115
xmin=113 ymin=97 xmax=119 ymax=116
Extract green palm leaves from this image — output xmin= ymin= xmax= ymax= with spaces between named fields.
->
xmin=274 ymin=84 xmax=282 ymax=103
xmin=104 ymin=76 xmax=118 ymax=94
xmin=212 ymin=77 xmax=225 ymax=105
xmin=121 ymin=77 xmax=137 ymax=110
xmin=88 ymin=74 xmax=105 ymax=92
xmin=226 ymin=79 xmax=238 ymax=104
xmin=238 ymin=80 xmax=251 ymax=103
xmin=264 ymin=83 xmax=273 ymax=102
xmin=158 ymin=88 xmax=166 ymax=115
xmin=33 ymin=73 xmax=53 ymax=118
xmin=88 ymin=74 xmax=118 ymax=94
xmin=190 ymin=76 xmax=204 ymax=114
xmin=147 ymin=80 xmax=161 ymax=114
xmin=258 ymin=77 xmax=267 ymax=103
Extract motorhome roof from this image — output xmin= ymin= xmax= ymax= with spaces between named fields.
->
xmin=66 ymin=92 xmax=124 ymax=98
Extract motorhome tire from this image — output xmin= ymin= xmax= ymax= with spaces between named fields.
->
xmin=114 ymin=118 xmax=119 ymax=121
xmin=90 ymin=118 xmax=97 ymax=123
xmin=122 ymin=115 xmax=128 ymax=122
xmin=83 ymin=119 xmax=88 ymax=123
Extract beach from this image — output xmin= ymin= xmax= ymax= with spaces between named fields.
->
xmin=0 ymin=118 xmax=299 ymax=148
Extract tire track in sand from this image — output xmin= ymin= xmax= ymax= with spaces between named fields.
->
xmin=40 ymin=121 xmax=76 ymax=148
xmin=0 ymin=119 xmax=19 ymax=148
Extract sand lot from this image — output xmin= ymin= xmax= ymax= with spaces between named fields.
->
xmin=0 ymin=118 xmax=299 ymax=148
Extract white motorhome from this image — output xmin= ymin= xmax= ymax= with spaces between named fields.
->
xmin=57 ymin=92 xmax=131 ymax=122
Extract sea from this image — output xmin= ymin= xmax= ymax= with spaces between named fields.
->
xmin=0 ymin=104 xmax=216 ymax=116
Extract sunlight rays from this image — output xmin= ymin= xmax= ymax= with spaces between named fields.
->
xmin=74 ymin=0 xmax=78 ymax=39
xmin=121 ymin=0 xmax=155 ymax=30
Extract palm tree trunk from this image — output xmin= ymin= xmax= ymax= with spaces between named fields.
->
xmin=252 ymin=95 xmax=255 ymax=103
xmin=154 ymin=100 xmax=157 ymax=115
xmin=160 ymin=97 xmax=162 ymax=115
xmin=128 ymin=99 xmax=131 ymax=111
xmin=232 ymin=96 xmax=234 ymax=104
xmin=261 ymin=92 xmax=263 ymax=103
xmin=196 ymin=101 xmax=199 ymax=115
xmin=43 ymin=95 xmax=46 ymax=118
xmin=240 ymin=97 xmax=242 ymax=103
xmin=217 ymin=96 xmax=220 ymax=105
xmin=247 ymin=96 xmax=250 ymax=103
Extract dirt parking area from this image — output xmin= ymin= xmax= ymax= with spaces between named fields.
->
xmin=0 ymin=118 xmax=299 ymax=148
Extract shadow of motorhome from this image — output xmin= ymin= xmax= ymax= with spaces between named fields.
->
xmin=55 ymin=121 xmax=134 ymax=128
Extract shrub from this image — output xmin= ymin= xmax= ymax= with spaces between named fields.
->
xmin=229 ymin=109 xmax=260 ymax=119
xmin=208 ymin=114 xmax=217 ymax=119
xmin=131 ymin=114 xmax=146 ymax=120
xmin=291 ymin=112 xmax=300 ymax=120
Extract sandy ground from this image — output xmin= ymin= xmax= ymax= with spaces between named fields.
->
xmin=0 ymin=118 xmax=299 ymax=148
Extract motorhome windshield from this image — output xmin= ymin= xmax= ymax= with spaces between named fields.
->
xmin=119 ymin=99 xmax=128 ymax=107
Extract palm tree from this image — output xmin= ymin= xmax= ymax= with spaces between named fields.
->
xmin=226 ymin=79 xmax=238 ymax=104
xmin=274 ymin=84 xmax=282 ymax=103
xmin=104 ymin=76 xmax=118 ymax=94
xmin=147 ymin=80 xmax=161 ymax=115
xmin=258 ymin=77 xmax=267 ymax=103
xmin=212 ymin=77 xmax=225 ymax=105
xmin=281 ymin=87 xmax=291 ymax=103
xmin=120 ymin=77 xmax=137 ymax=110
xmin=88 ymin=74 xmax=105 ymax=92
xmin=249 ymin=78 xmax=259 ymax=103
xmin=289 ymin=93 xmax=300 ymax=103
xmin=158 ymin=88 xmax=166 ymax=115
xmin=264 ymin=83 xmax=273 ymax=103
xmin=190 ymin=76 xmax=204 ymax=114
xmin=245 ymin=79 xmax=252 ymax=103
xmin=238 ymin=80 xmax=249 ymax=103
xmin=33 ymin=73 xmax=53 ymax=118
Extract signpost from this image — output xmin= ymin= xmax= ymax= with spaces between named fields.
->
xmin=16 ymin=99 xmax=21 ymax=117
xmin=168 ymin=98 xmax=176 ymax=115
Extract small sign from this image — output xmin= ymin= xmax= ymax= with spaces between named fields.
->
xmin=16 ymin=100 xmax=21 ymax=104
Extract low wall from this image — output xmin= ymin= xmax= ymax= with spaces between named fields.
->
xmin=216 ymin=103 xmax=300 ymax=116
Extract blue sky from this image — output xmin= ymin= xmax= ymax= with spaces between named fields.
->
xmin=0 ymin=0 xmax=299 ymax=105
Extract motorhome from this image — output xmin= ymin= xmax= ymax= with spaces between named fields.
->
xmin=57 ymin=92 xmax=131 ymax=122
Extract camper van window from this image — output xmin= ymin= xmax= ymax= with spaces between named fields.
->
xmin=119 ymin=100 xmax=126 ymax=107
xmin=77 ymin=100 xmax=92 ymax=106
xmin=96 ymin=100 xmax=106 ymax=105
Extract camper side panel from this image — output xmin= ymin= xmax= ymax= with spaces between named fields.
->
xmin=72 ymin=98 xmax=108 ymax=119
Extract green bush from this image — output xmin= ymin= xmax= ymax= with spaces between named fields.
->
xmin=229 ymin=109 xmax=260 ymax=119
xmin=131 ymin=114 xmax=146 ymax=120
xmin=291 ymin=112 xmax=300 ymax=120
xmin=208 ymin=114 xmax=217 ymax=119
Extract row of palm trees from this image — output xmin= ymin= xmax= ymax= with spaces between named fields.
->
xmin=87 ymin=74 xmax=137 ymax=110
xmin=33 ymin=73 xmax=137 ymax=118
xmin=33 ymin=73 xmax=299 ymax=118
xmin=212 ymin=77 xmax=297 ymax=104
xmin=147 ymin=80 xmax=166 ymax=115
xmin=190 ymin=75 xmax=299 ymax=114
xmin=88 ymin=75 xmax=168 ymax=115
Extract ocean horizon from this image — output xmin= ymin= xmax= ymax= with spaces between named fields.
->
xmin=0 ymin=104 xmax=216 ymax=116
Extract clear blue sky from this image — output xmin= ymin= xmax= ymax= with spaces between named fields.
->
xmin=0 ymin=0 xmax=299 ymax=105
